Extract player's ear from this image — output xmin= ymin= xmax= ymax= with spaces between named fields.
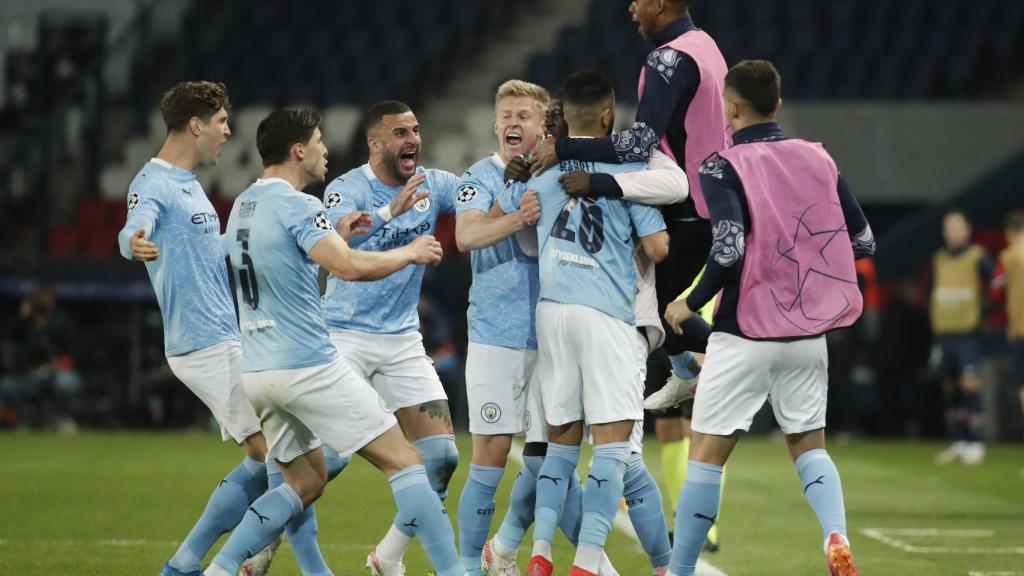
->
xmin=189 ymin=116 xmax=202 ymax=137
xmin=292 ymin=141 xmax=306 ymax=162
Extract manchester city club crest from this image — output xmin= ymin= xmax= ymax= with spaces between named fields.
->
xmin=414 ymin=196 xmax=431 ymax=213
xmin=481 ymin=402 xmax=502 ymax=424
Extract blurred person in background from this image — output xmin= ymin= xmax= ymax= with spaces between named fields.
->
xmin=0 ymin=286 xmax=81 ymax=431
xmin=930 ymin=210 xmax=995 ymax=465
xmin=989 ymin=210 xmax=1024 ymax=437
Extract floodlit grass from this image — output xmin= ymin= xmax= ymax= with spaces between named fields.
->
xmin=1 ymin=432 xmax=1022 ymax=575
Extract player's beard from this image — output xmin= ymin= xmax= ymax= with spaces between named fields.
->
xmin=381 ymin=146 xmax=413 ymax=184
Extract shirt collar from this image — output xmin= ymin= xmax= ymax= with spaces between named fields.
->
xmin=255 ymin=177 xmax=294 ymax=190
xmin=653 ymin=16 xmax=696 ymax=47
xmin=732 ymin=122 xmax=786 ymax=145
xmin=489 ymin=153 xmax=506 ymax=170
xmin=150 ymin=157 xmax=195 ymax=180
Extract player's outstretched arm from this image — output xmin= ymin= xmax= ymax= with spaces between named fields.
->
xmin=455 ymin=191 xmax=539 ymax=252
xmin=309 ymin=233 xmax=442 ymax=281
xmin=117 ymin=225 xmax=159 ymax=262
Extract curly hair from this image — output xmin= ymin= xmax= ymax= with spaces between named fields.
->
xmin=160 ymin=80 xmax=230 ymax=133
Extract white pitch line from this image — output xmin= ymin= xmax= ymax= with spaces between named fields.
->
xmin=860 ymin=528 xmax=1024 ymax=555
xmin=875 ymin=528 xmax=994 ymax=538
xmin=967 ymin=572 xmax=1024 ymax=576
xmin=508 ymin=440 xmax=728 ymax=576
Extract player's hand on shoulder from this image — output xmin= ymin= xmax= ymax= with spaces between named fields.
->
xmin=504 ymin=155 xmax=531 ymax=184
xmin=517 ymin=189 xmax=541 ymax=227
xmin=530 ymin=137 xmax=558 ymax=175
xmin=130 ymin=229 xmax=159 ymax=262
xmin=336 ymin=211 xmax=373 ymax=242
xmin=406 ymin=234 xmax=443 ymax=265
xmin=390 ymin=173 xmax=428 ymax=217
xmin=559 ymin=171 xmax=591 ymax=197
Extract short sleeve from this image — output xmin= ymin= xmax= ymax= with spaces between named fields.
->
xmin=628 ymin=201 xmax=667 ymax=237
xmin=285 ymin=195 xmax=335 ymax=254
xmin=322 ymin=176 xmax=367 ymax=225
xmin=454 ymin=172 xmax=495 ymax=216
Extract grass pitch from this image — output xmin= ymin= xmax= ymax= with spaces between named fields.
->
xmin=1 ymin=432 xmax=1022 ymax=575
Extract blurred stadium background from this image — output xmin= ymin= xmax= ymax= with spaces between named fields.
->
xmin=1 ymin=1 xmax=1023 ymax=575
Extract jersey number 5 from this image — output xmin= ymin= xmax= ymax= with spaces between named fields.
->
xmin=550 ymin=197 xmax=605 ymax=254
xmin=236 ymin=228 xmax=260 ymax=309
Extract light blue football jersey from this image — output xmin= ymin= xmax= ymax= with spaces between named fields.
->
xmin=500 ymin=157 xmax=666 ymax=325
xmin=224 ymin=178 xmax=337 ymax=372
xmin=455 ymin=155 xmax=539 ymax=349
xmin=321 ymin=164 xmax=458 ymax=334
xmin=118 ymin=159 xmax=238 ymax=357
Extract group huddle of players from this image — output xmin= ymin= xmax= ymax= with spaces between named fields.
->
xmin=121 ymin=2 xmax=873 ymax=576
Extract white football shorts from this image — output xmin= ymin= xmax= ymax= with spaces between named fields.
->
xmin=242 ymin=358 xmax=396 ymax=464
xmin=329 ymin=328 xmax=448 ymax=412
xmin=465 ymin=342 xmax=535 ymax=435
xmin=692 ymin=331 xmax=828 ymax=436
xmin=535 ymin=301 xmax=645 ymax=427
xmin=166 ymin=340 xmax=261 ymax=444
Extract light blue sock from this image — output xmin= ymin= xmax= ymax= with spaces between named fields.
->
xmin=267 ymin=461 xmax=332 ymax=576
xmin=209 ymin=483 xmax=304 ymax=575
xmin=533 ymin=443 xmax=580 ymax=546
xmin=578 ymin=443 xmax=630 ymax=552
xmin=414 ymin=434 xmax=460 ymax=500
xmin=390 ymin=464 xmax=463 ymax=576
xmin=494 ymin=454 xmax=542 ymax=550
xmin=168 ymin=457 xmax=267 ymax=572
xmin=458 ymin=464 xmax=504 ymax=575
xmin=669 ymin=461 xmax=723 ymax=576
xmin=322 ymin=445 xmax=350 ymax=482
xmin=559 ymin=470 xmax=584 ymax=545
xmin=668 ymin=351 xmax=701 ymax=379
xmin=623 ymin=453 xmax=671 ymax=568
xmin=795 ymin=449 xmax=847 ymax=541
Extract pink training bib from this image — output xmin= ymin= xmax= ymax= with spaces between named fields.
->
xmin=719 ymin=139 xmax=862 ymax=338
xmin=638 ymin=29 xmax=728 ymax=219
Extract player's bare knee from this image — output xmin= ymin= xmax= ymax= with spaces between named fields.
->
xmin=472 ymin=434 xmax=512 ymax=467
xmin=242 ymin=433 xmax=268 ymax=462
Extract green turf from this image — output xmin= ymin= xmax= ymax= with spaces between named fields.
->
xmin=0 ymin=432 xmax=1022 ymax=575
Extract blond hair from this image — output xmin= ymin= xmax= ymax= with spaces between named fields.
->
xmin=495 ymin=80 xmax=549 ymax=114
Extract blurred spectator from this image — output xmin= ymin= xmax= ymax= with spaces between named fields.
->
xmin=877 ymin=280 xmax=934 ymax=437
xmin=0 ymin=287 xmax=82 ymax=431
xmin=827 ymin=257 xmax=881 ymax=435
xmin=989 ymin=210 xmax=1024 ymax=437
xmin=930 ymin=211 xmax=995 ymax=464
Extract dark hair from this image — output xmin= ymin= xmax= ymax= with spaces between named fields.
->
xmin=256 ymin=107 xmax=321 ymax=167
xmin=725 ymin=60 xmax=781 ymax=117
xmin=1007 ymin=210 xmax=1024 ymax=233
xmin=160 ymin=81 xmax=230 ymax=132
xmin=550 ymin=88 xmax=566 ymax=102
xmin=561 ymin=70 xmax=614 ymax=108
xmin=363 ymin=100 xmax=412 ymax=136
